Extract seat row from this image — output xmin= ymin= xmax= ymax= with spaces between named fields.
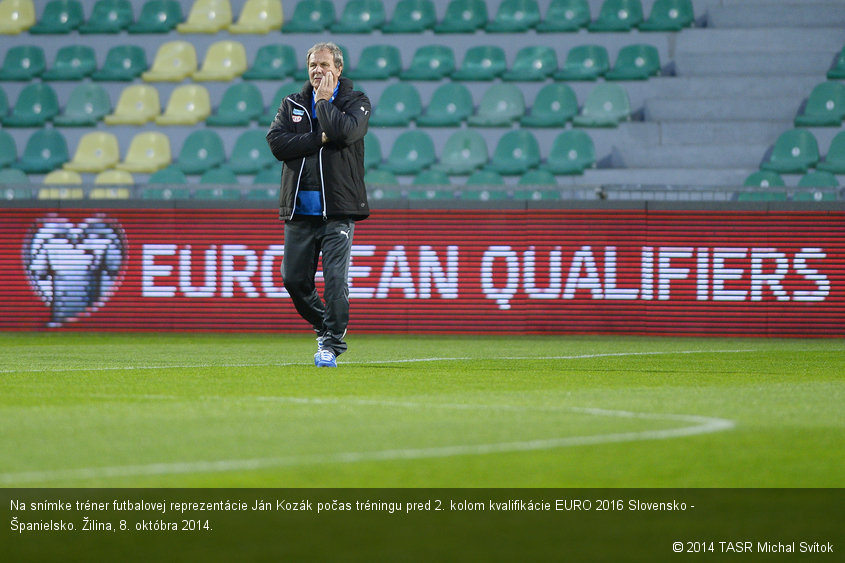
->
xmin=0 ymin=0 xmax=696 ymax=36
xmin=757 ymin=128 xmax=845 ymax=176
xmin=0 ymin=41 xmax=664 ymax=84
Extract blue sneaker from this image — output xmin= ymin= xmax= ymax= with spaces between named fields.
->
xmin=314 ymin=349 xmax=337 ymax=367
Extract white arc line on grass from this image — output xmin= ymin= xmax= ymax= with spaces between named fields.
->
xmin=0 ymin=403 xmax=735 ymax=485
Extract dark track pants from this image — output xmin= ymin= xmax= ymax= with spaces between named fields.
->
xmin=282 ymin=217 xmax=354 ymax=355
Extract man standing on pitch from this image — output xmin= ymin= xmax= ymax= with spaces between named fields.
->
xmin=266 ymin=42 xmax=371 ymax=367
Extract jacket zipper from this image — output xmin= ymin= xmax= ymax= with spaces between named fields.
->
xmin=287 ymin=98 xmax=313 ymax=221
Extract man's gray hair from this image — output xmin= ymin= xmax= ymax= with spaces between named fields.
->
xmin=306 ymin=42 xmax=344 ymax=70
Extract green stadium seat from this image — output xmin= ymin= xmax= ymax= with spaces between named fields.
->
xmin=400 ymin=45 xmax=456 ymax=81
xmin=207 ymin=82 xmax=264 ymax=126
xmin=0 ymin=45 xmax=45 ymax=81
xmin=104 ymin=84 xmax=160 ymax=125
xmin=536 ymin=0 xmax=590 ymax=32
xmin=198 ymin=169 xmax=239 ymax=186
xmin=461 ymin=187 xmax=509 ymax=201
xmin=369 ymin=185 xmax=403 ymax=199
xmin=225 ymin=129 xmax=275 ymax=174
xmin=639 ymin=0 xmax=694 ymax=31
xmin=330 ymin=0 xmax=385 ymax=33
xmin=15 ymin=129 xmax=69 ymax=173
xmin=380 ymin=130 xmax=436 ymax=175
xmin=142 ymin=41 xmax=197 ymax=82
xmin=502 ymin=46 xmax=558 ymax=81
xmin=588 ymin=0 xmax=643 ymax=31
xmin=369 ymin=82 xmax=422 ymax=127
xmin=412 ymin=169 xmax=451 ymax=185
xmin=91 ymin=45 xmax=148 ymax=82
xmin=382 ymin=0 xmax=435 ymax=33
xmin=246 ymin=186 xmax=278 ymax=200
xmin=53 ymin=83 xmax=111 ymax=127
xmin=407 ymin=187 xmax=454 ymax=200
xmin=193 ymin=40 xmax=248 ymax=81
xmin=485 ymin=130 xmax=541 ymax=175
xmin=521 ymin=83 xmax=578 ymax=128
xmin=554 ymin=44 xmax=610 ymax=81
xmin=78 ymin=0 xmax=133 ymax=34
xmin=177 ymin=0 xmax=232 ymax=33
xmin=797 ymin=170 xmax=838 ymax=188
xmin=794 ymin=82 xmax=845 ymax=127
xmin=433 ymin=130 xmax=488 ymax=175
xmin=760 ymin=129 xmax=820 ymax=174
xmin=262 ymin=81 xmax=299 ymax=123
xmin=2 ymin=83 xmax=59 ymax=127
xmin=743 ymin=170 xmax=785 ymax=187
xmin=434 ymin=0 xmax=487 ymax=33
xmin=816 ymin=131 xmax=845 ymax=174
xmin=175 ymin=130 xmax=226 ymax=174
xmin=116 ymin=131 xmax=171 ymax=173
xmin=465 ymin=170 xmax=505 ymax=186
xmin=364 ymin=132 xmax=382 ymax=170
xmin=0 ymin=0 xmax=35 ymax=34
xmin=605 ymin=44 xmax=661 ymax=81
xmin=572 ymin=83 xmax=630 ymax=127
xmin=0 ymin=129 xmax=16 ymax=168
xmin=253 ymin=164 xmax=281 ymax=185
xmin=828 ymin=46 xmax=845 ymax=80
xmin=30 ymin=0 xmax=84 ymax=34
xmin=41 ymin=45 xmax=97 ymax=81
xmin=792 ymin=189 xmax=837 ymax=202
xmin=0 ymin=168 xmax=29 ymax=188
xmin=518 ymin=169 xmax=558 ymax=186
xmin=467 ymin=83 xmax=525 ymax=127
xmin=155 ymin=84 xmax=211 ymax=125
xmin=541 ymin=130 xmax=595 ymax=175
xmin=486 ymin=0 xmax=541 ymax=32
xmin=365 ymin=168 xmax=398 ymax=185
xmin=228 ymin=0 xmax=283 ymax=34
xmin=282 ymin=0 xmax=334 ymax=32
xmin=348 ymin=44 xmax=402 ymax=81
xmin=63 ymin=131 xmax=120 ymax=173
xmin=141 ymin=185 xmax=191 ymax=199
xmin=243 ymin=44 xmax=297 ymax=80
xmin=147 ymin=166 xmax=188 ymax=185
xmin=128 ymin=0 xmax=182 ymax=33
xmin=452 ymin=45 xmax=507 ymax=81
xmin=514 ymin=187 xmax=561 ymax=201
xmin=416 ymin=83 xmax=473 ymax=127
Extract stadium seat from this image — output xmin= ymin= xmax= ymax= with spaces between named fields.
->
xmin=639 ymin=0 xmax=694 ymax=31
xmin=116 ymin=131 xmax=171 ymax=173
xmin=142 ymin=41 xmax=198 ymax=82
xmin=434 ymin=0 xmax=487 ymax=33
xmin=262 ymin=81 xmax=299 ymax=123
xmin=155 ymin=85 xmax=211 ymax=125
xmin=369 ymin=82 xmax=422 ymax=127
xmin=520 ymin=83 xmax=578 ymax=127
xmin=193 ymin=40 xmax=248 ymax=81
xmin=147 ymin=166 xmax=188 ymax=185
xmin=605 ymin=44 xmax=661 ymax=81
xmin=379 ymin=130 xmax=436 ymax=175
xmin=416 ymin=82 xmax=473 ymax=127
xmin=364 ymin=168 xmax=397 ymax=185
xmin=518 ymin=169 xmax=558 ymax=186
xmin=207 ymin=82 xmax=263 ymax=126
xmin=0 ymin=86 xmax=7 ymax=116
xmin=536 ymin=0 xmax=590 ymax=32
xmin=465 ymin=170 xmax=505 ymax=186
xmin=242 ymin=44 xmax=297 ymax=80
xmin=797 ymin=170 xmax=838 ymax=188
xmin=461 ymin=186 xmax=509 ymax=200
xmin=53 ymin=83 xmax=111 ymax=127
xmin=246 ymin=185 xmax=278 ymax=200
xmin=348 ymin=44 xmax=402 ymax=81
xmin=0 ymin=0 xmax=35 ymax=34
xmin=467 ymin=83 xmax=525 ymax=127
xmin=142 ymin=185 xmax=191 ymax=200
xmin=282 ymin=0 xmax=333 ymax=32
xmin=198 ymin=168 xmax=239 ymax=186
xmin=30 ymin=0 xmax=84 ymax=34
xmin=760 ymin=129 xmax=820 ymax=174
xmin=364 ymin=132 xmax=382 ymax=170
xmin=553 ymin=44 xmax=609 ymax=81
xmin=514 ymin=186 xmax=560 ymax=201
xmin=794 ymin=81 xmax=845 ymax=127
xmin=502 ymin=46 xmax=558 ymax=81
xmin=412 ymin=169 xmax=450 ymax=185
xmin=486 ymin=0 xmax=541 ymax=32
xmin=178 ymin=0 xmax=232 ymax=33
xmin=407 ymin=186 xmax=454 ymax=200
xmin=400 ymin=45 xmax=456 ymax=81
xmin=743 ymin=170 xmax=785 ymax=187
xmin=331 ymin=0 xmax=384 ymax=33
xmin=229 ymin=0 xmax=283 ymax=33
xmin=41 ymin=45 xmax=97 ymax=81
xmin=93 ymin=169 xmax=134 ymax=186
xmin=2 ymin=83 xmax=59 ymax=127
xmin=91 ymin=45 xmax=148 ymax=82
xmin=104 ymin=84 xmax=161 ymax=125
xmin=174 ymin=130 xmax=226 ymax=174
xmin=63 ymin=131 xmax=120 ymax=173
xmin=15 ymin=129 xmax=69 ymax=173
xmin=225 ymin=129 xmax=275 ymax=174
xmin=588 ymin=0 xmax=643 ymax=31
xmin=0 ymin=45 xmax=45 ymax=81
xmin=253 ymin=163 xmax=281 ymax=185
xmin=0 ymin=167 xmax=28 ymax=184
xmin=541 ymin=130 xmax=596 ymax=175
xmin=485 ymin=130 xmax=541 ymax=175
xmin=0 ymin=129 xmax=16 ymax=168
xmin=828 ymin=46 xmax=845 ymax=80
xmin=128 ymin=0 xmax=182 ymax=33
xmin=79 ymin=0 xmax=133 ymax=33
xmin=452 ymin=45 xmax=507 ymax=81
xmin=433 ymin=130 xmax=488 ymax=175
xmin=572 ymin=83 xmax=630 ymax=127
xmin=382 ymin=0 xmax=435 ymax=33
xmin=816 ymin=130 xmax=845 ymax=174
xmin=42 ymin=170 xmax=82 ymax=187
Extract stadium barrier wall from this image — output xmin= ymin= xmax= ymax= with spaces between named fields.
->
xmin=2 ymin=202 xmax=843 ymax=337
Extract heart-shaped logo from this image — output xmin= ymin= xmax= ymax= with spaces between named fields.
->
xmin=23 ymin=215 xmax=127 ymax=327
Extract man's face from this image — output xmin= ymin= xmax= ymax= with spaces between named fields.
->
xmin=309 ymin=49 xmax=341 ymax=91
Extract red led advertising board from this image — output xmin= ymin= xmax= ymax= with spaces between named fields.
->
xmin=1 ymin=207 xmax=843 ymax=336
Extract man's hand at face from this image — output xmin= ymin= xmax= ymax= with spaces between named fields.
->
xmin=315 ymin=70 xmax=337 ymax=101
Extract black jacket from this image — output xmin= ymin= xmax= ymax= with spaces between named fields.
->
xmin=266 ymin=76 xmax=371 ymax=221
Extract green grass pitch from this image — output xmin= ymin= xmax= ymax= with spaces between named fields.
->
xmin=0 ymin=332 xmax=842 ymax=488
